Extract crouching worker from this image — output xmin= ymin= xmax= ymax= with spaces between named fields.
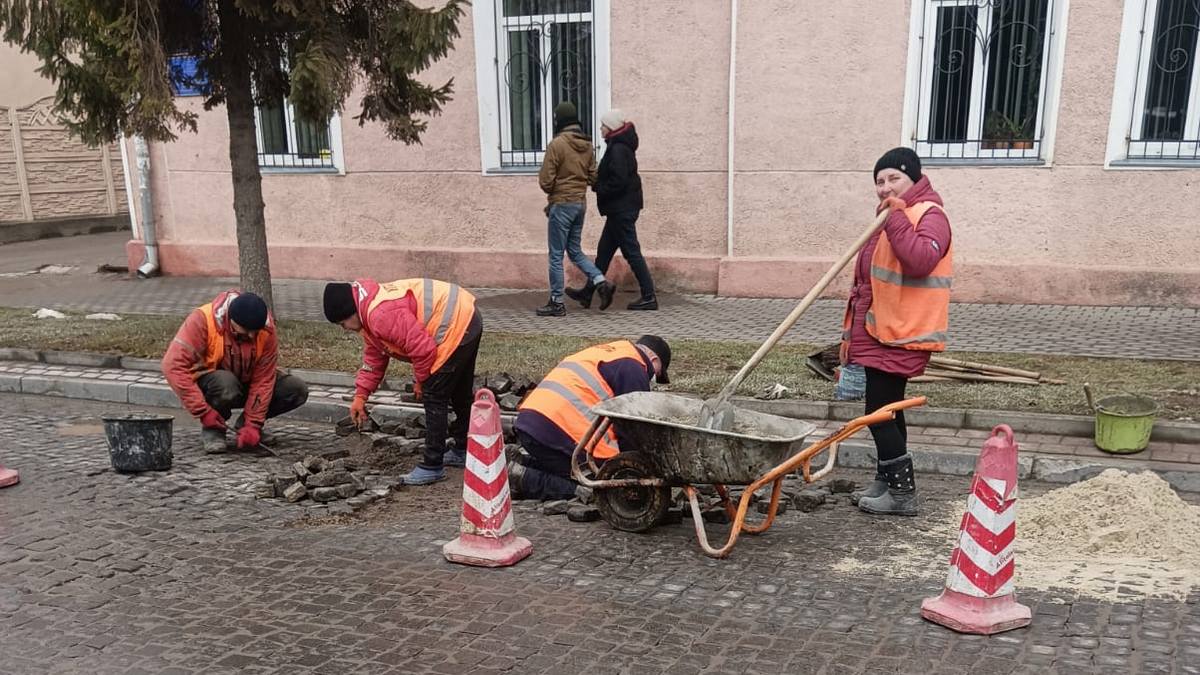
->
xmin=162 ymin=291 xmax=308 ymax=453
xmin=323 ymin=278 xmax=482 ymax=486
xmin=511 ymin=335 xmax=671 ymax=500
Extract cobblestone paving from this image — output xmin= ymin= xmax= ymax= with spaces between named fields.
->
xmin=2 ymin=393 xmax=1199 ymax=674
xmin=2 ymin=270 xmax=1198 ymax=360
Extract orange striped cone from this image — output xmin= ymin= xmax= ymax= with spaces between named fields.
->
xmin=921 ymin=425 xmax=1032 ymax=635
xmin=443 ymin=389 xmax=532 ymax=567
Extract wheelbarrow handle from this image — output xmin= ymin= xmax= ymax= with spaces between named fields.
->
xmin=859 ymin=396 xmax=927 ymax=427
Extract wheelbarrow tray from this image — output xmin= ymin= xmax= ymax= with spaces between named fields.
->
xmin=592 ymin=392 xmax=817 ymax=485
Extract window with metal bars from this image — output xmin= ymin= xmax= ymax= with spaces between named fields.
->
xmin=1126 ymin=0 xmax=1200 ymax=161
xmin=910 ymin=0 xmax=1057 ymax=162
xmin=254 ymin=97 xmax=339 ymax=170
xmin=495 ymin=0 xmax=598 ymax=168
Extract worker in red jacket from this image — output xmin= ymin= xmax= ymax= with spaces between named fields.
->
xmin=162 ymin=291 xmax=309 ymax=453
xmin=323 ymin=278 xmax=483 ymax=486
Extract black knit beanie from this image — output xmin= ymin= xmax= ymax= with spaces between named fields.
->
xmin=873 ymin=147 xmax=922 ymax=184
xmin=322 ymin=283 xmax=357 ymax=323
xmin=229 ymin=293 xmax=268 ymax=331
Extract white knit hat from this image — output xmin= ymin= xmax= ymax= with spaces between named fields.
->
xmin=600 ymin=109 xmax=627 ymax=130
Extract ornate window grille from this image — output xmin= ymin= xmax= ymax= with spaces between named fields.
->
xmin=911 ymin=0 xmax=1057 ymax=162
xmin=1126 ymin=0 xmax=1200 ymax=160
xmin=494 ymin=0 xmax=597 ymax=168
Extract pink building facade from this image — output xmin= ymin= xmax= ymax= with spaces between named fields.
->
xmin=129 ymin=0 xmax=1200 ymax=305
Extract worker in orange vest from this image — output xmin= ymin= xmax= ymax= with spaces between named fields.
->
xmin=162 ymin=291 xmax=309 ymax=453
xmin=323 ymin=278 xmax=483 ymax=486
xmin=511 ymin=335 xmax=671 ymax=501
xmin=841 ymin=147 xmax=952 ymax=516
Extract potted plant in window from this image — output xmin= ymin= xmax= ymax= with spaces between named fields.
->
xmin=982 ymin=111 xmax=1034 ymax=150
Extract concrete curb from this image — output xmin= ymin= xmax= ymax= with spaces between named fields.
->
xmin=2 ymin=348 xmax=1200 ymax=442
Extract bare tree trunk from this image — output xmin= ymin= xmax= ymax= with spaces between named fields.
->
xmin=217 ymin=0 xmax=273 ymax=309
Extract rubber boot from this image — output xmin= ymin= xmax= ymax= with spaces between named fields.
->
xmin=850 ymin=469 xmax=888 ymax=505
xmin=565 ymin=283 xmax=595 ymax=309
xmin=401 ymin=465 xmax=446 ymax=486
xmin=858 ymin=454 xmax=918 ymax=516
xmin=508 ymin=461 xmax=527 ymax=499
xmin=442 ymin=447 xmax=467 ymax=467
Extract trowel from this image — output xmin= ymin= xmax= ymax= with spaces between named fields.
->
xmin=699 ymin=208 xmax=892 ymax=431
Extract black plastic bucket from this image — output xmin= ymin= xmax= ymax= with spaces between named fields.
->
xmin=102 ymin=414 xmax=174 ymax=472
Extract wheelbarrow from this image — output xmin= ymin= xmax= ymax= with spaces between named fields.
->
xmin=570 ymin=391 xmax=927 ymax=558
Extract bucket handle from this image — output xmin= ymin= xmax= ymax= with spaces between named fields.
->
xmin=1083 ymin=382 xmax=1097 ymax=413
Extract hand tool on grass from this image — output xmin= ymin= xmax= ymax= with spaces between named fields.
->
xmin=699 ymin=208 xmax=892 ymax=430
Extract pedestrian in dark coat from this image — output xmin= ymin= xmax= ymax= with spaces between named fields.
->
xmin=567 ymin=109 xmax=657 ymax=311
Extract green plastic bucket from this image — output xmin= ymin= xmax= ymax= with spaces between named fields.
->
xmin=1092 ymin=394 xmax=1157 ymax=454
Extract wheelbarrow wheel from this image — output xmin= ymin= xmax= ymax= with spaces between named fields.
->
xmin=595 ymin=452 xmax=670 ymax=533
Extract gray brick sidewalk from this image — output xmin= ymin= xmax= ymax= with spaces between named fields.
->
xmin=4 ymin=270 xmax=1199 ymax=360
xmin=2 ymin=393 xmax=1198 ymax=674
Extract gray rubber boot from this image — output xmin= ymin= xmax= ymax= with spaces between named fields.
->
xmin=858 ymin=454 xmax=918 ymax=516
xmin=850 ymin=470 xmax=888 ymax=505
xmin=201 ymin=427 xmax=228 ymax=454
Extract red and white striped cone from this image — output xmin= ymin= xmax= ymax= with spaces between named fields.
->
xmin=921 ymin=424 xmax=1032 ymax=635
xmin=0 ymin=465 xmax=18 ymax=488
xmin=443 ymin=389 xmax=532 ymax=567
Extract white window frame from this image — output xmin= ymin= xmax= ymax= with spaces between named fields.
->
xmin=253 ymin=100 xmax=345 ymax=174
xmin=1106 ymin=0 xmax=1200 ymax=166
xmin=472 ymin=0 xmax=611 ymax=174
xmin=901 ymin=0 xmax=1070 ymax=164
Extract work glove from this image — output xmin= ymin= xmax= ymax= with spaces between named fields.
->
xmin=350 ymin=395 xmax=370 ymax=429
xmin=199 ymin=408 xmax=227 ymax=430
xmin=412 ymin=380 xmax=423 ymax=402
xmin=879 ymin=196 xmax=907 ymax=214
xmin=236 ymin=425 xmax=261 ymax=449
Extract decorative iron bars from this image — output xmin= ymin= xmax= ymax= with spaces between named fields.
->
xmin=1127 ymin=0 xmax=1200 ymax=161
xmin=912 ymin=0 xmax=1055 ymax=161
xmin=256 ymin=98 xmax=336 ymax=170
xmin=496 ymin=0 xmax=596 ymax=168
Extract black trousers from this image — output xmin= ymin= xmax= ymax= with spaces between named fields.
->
xmin=419 ymin=310 xmax=483 ymax=469
xmin=197 ymin=371 xmax=309 ymax=423
xmin=864 ymin=366 xmax=909 ymax=463
xmin=515 ymin=430 xmax=579 ymax=501
xmin=594 ymin=210 xmax=655 ymax=299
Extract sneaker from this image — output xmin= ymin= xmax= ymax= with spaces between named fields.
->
xmin=442 ymin=448 xmax=467 ymax=467
xmin=565 ymin=285 xmax=594 ymax=309
xmin=536 ymin=301 xmax=566 ymax=317
xmin=201 ymin=427 xmax=228 ymax=454
xmin=401 ymin=465 xmax=446 ymax=486
xmin=627 ymin=296 xmax=658 ymax=311
xmin=596 ymin=281 xmax=617 ymax=311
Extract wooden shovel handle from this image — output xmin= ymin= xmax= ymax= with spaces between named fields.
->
xmin=713 ymin=207 xmax=892 ymax=404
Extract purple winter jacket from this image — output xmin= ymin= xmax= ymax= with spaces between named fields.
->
xmin=846 ymin=176 xmax=952 ymax=379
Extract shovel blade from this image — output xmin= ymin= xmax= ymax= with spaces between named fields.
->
xmin=699 ymin=399 xmax=736 ymax=431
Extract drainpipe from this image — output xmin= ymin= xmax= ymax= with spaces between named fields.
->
xmin=133 ymin=135 xmax=160 ymax=278
xmin=118 ymin=134 xmax=138 ymax=239
xmin=725 ymin=0 xmax=739 ymax=259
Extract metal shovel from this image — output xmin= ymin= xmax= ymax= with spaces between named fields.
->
xmin=699 ymin=208 xmax=893 ymax=430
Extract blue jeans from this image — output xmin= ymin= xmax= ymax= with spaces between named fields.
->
xmin=547 ymin=202 xmax=604 ymax=303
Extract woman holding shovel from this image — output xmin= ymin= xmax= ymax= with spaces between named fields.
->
xmin=843 ymin=147 xmax=953 ymax=516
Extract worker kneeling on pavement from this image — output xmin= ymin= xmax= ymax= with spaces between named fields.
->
xmin=512 ymin=335 xmax=671 ymax=501
xmin=162 ymin=291 xmax=309 ymax=453
xmin=323 ymin=278 xmax=482 ymax=486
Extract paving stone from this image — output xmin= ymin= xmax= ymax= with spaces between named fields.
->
xmin=309 ymin=487 xmax=339 ymax=503
xmin=283 ymin=483 xmax=307 ymax=503
xmin=334 ymin=483 xmax=358 ymax=499
xmin=793 ymin=489 xmax=827 ymax=512
xmin=307 ymin=470 xmax=350 ymax=489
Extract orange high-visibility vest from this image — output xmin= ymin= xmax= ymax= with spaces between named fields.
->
xmin=366 ymin=278 xmax=477 ymax=374
xmin=519 ymin=340 xmax=644 ymax=459
xmin=194 ymin=295 xmax=272 ymax=380
xmin=842 ymin=202 xmax=952 ymax=359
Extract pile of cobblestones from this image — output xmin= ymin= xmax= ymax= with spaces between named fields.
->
xmin=255 ymin=454 xmax=397 ymax=511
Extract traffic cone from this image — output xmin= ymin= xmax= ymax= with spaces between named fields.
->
xmin=0 ymin=465 xmax=18 ymax=488
xmin=443 ymin=389 xmax=532 ymax=567
xmin=921 ymin=424 xmax=1032 ymax=635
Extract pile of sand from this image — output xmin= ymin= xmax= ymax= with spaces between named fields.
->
xmin=833 ymin=470 xmax=1200 ymax=600
xmin=1015 ymin=469 xmax=1200 ymax=600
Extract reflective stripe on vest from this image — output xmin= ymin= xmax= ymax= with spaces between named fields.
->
xmin=194 ymin=294 xmax=271 ymax=380
xmin=366 ymin=279 xmax=477 ymax=374
xmin=865 ymin=201 xmax=952 ymax=351
xmin=518 ymin=340 xmax=644 ymax=459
